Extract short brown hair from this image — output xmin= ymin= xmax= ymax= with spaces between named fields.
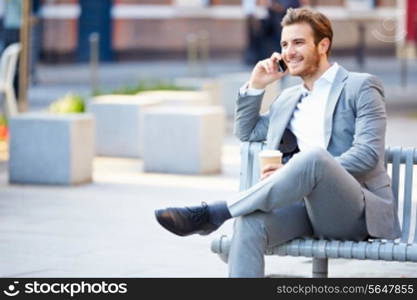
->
xmin=281 ymin=7 xmax=333 ymax=55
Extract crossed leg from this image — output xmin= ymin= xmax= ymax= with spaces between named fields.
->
xmin=227 ymin=148 xmax=369 ymax=277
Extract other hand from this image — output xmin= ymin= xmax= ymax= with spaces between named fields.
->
xmin=260 ymin=163 xmax=283 ymax=181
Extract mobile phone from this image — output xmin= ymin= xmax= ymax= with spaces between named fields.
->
xmin=278 ymin=59 xmax=287 ymax=72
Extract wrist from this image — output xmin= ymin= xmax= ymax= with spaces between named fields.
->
xmin=248 ymin=81 xmax=266 ymax=90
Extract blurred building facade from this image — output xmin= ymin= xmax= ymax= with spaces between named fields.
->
xmin=34 ymin=0 xmax=412 ymax=62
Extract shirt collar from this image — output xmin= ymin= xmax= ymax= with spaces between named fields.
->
xmin=321 ymin=62 xmax=339 ymax=84
xmin=300 ymin=85 xmax=310 ymax=97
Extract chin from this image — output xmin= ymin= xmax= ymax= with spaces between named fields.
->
xmin=288 ymin=67 xmax=302 ymax=76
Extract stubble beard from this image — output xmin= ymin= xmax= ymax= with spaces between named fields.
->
xmin=294 ymin=48 xmax=321 ymax=79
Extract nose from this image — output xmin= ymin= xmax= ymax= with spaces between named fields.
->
xmin=282 ymin=49 xmax=296 ymax=61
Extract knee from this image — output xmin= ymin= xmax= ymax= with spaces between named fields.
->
xmin=293 ymin=147 xmax=331 ymax=166
xmin=233 ymin=214 xmax=266 ymax=242
xmin=235 ymin=214 xmax=262 ymax=232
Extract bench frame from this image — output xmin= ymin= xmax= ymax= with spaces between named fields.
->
xmin=211 ymin=142 xmax=417 ymax=277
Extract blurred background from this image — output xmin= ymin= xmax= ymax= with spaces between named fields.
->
xmin=0 ymin=0 xmax=416 ymax=278
xmin=1 ymin=0 xmax=412 ymax=61
xmin=0 ymin=0 xmax=415 ymax=111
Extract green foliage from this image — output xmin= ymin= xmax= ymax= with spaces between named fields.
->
xmin=93 ymin=80 xmax=193 ymax=96
xmin=408 ymin=112 xmax=417 ymax=119
xmin=49 ymin=93 xmax=85 ymax=114
xmin=0 ymin=115 xmax=7 ymax=126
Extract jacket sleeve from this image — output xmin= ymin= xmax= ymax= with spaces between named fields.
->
xmin=334 ymin=75 xmax=386 ymax=175
xmin=233 ymin=92 xmax=270 ymax=142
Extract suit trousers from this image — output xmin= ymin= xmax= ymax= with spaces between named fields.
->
xmin=227 ymin=147 xmax=369 ymax=277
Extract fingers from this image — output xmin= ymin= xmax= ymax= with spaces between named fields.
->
xmin=260 ymin=163 xmax=283 ymax=180
xmin=257 ymin=52 xmax=283 ymax=74
xmin=270 ymin=52 xmax=283 ymax=63
xmin=260 ymin=170 xmax=275 ymax=181
xmin=261 ymin=163 xmax=282 ymax=174
xmin=250 ymin=52 xmax=287 ymax=89
xmin=257 ymin=59 xmax=275 ymax=74
xmin=260 ymin=52 xmax=287 ymax=74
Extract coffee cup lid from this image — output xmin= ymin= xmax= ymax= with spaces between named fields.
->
xmin=259 ymin=150 xmax=283 ymax=157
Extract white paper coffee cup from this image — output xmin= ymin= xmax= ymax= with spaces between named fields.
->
xmin=259 ymin=150 xmax=283 ymax=175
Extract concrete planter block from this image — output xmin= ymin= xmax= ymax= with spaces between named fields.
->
xmin=142 ymin=106 xmax=225 ymax=174
xmin=136 ymin=90 xmax=211 ymax=106
xmin=173 ymin=77 xmax=222 ymax=106
xmin=173 ymin=77 xmax=213 ymax=90
xmin=217 ymin=72 xmax=280 ymax=117
xmin=9 ymin=113 xmax=94 ymax=185
xmin=88 ymin=95 xmax=161 ymax=158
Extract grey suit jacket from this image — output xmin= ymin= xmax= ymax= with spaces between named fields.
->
xmin=234 ymin=66 xmax=401 ymax=239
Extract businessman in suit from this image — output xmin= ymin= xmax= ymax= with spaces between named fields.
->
xmin=155 ymin=7 xmax=401 ymax=277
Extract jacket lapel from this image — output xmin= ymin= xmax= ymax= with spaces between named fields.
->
xmin=267 ymin=66 xmax=349 ymax=151
xmin=323 ymin=67 xmax=349 ymax=149
xmin=267 ymin=87 xmax=303 ymax=150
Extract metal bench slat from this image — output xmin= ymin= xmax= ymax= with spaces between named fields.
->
xmin=239 ymin=142 xmax=250 ymax=191
xmin=384 ymin=146 xmax=389 ymax=170
xmin=391 ymin=147 xmax=401 ymax=206
xmin=401 ymin=148 xmax=414 ymax=243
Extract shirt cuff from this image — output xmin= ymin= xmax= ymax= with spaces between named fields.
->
xmin=239 ymin=82 xmax=265 ymax=96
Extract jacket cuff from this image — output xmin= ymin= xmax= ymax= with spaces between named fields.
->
xmin=239 ymin=82 xmax=265 ymax=97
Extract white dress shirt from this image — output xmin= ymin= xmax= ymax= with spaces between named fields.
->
xmin=240 ymin=62 xmax=340 ymax=151
xmin=288 ymin=63 xmax=339 ymax=151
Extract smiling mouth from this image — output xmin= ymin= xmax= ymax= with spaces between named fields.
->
xmin=288 ymin=59 xmax=303 ymax=67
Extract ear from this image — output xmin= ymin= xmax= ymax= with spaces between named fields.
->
xmin=318 ymin=38 xmax=330 ymax=55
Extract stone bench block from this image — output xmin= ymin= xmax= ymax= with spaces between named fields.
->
xmin=9 ymin=113 xmax=94 ymax=185
xmin=142 ymin=106 xmax=225 ymax=174
xmin=173 ymin=77 xmax=222 ymax=106
xmin=136 ymin=90 xmax=211 ymax=106
xmin=88 ymin=95 xmax=161 ymax=158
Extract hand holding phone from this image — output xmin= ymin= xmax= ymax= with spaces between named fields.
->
xmin=248 ymin=53 xmax=287 ymax=89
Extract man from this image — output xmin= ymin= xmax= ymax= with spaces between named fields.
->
xmin=155 ymin=7 xmax=401 ymax=277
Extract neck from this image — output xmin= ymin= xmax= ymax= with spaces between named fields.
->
xmin=302 ymin=59 xmax=331 ymax=91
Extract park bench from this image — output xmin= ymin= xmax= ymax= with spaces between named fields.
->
xmin=211 ymin=142 xmax=417 ymax=277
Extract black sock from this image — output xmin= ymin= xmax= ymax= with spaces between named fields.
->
xmin=207 ymin=201 xmax=232 ymax=226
